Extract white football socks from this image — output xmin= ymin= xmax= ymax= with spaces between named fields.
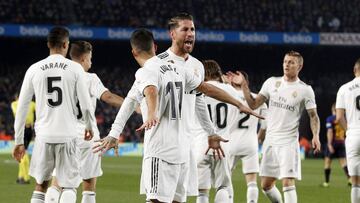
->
xmin=81 ymin=191 xmax=96 ymax=203
xmin=215 ymin=187 xmax=231 ymax=203
xmin=196 ymin=190 xmax=209 ymax=203
xmin=247 ymin=181 xmax=258 ymax=203
xmin=45 ymin=186 xmax=61 ymax=203
xmin=283 ymin=186 xmax=297 ymax=203
xmin=351 ymin=185 xmax=360 ymax=203
xmin=59 ymin=188 xmax=77 ymax=203
xmin=31 ymin=191 xmax=45 ymax=203
xmin=263 ymin=186 xmax=283 ymax=203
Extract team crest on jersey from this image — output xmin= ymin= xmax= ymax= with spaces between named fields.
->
xmin=275 ymin=81 xmax=281 ymax=88
xmin=292 ymin=91 xmax=298 ymax=98
xmin=194 ymin=69 xmax=199 ymax=77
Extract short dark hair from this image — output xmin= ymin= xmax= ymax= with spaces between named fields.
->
xmin=355 ymin=58 xmax=360 ymax=66
xmin=203 ymin=60 xmax=223 ymax=83
xmin=130 ymin=28 xmax=154 ymax=53
xmin=47 ymin=26 xmax=69 ymax=49
xmin=285 ymin=50 xmax=303 ymax=65
xmin=168 ymin=12 xmax=193 ymax=30
xmin=70 ymin=41 xmax=92 ymax=59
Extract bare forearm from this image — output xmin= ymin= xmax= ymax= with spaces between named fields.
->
xmin=199 ymin=83 xmax=241 ymax=108
xmin=310 ymin=114 xmax=320 ymax=139
xmin=144 ymin=87 xmax=158 ymax=116
xmin=326 ymin=130 xmax=333 ymax=145
xmin=101 ymin=91 xmax=124 ymax=108
xmin=241 ymin=83 xmax=258 ymax=109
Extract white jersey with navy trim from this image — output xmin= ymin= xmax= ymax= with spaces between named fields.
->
xmin=158 ymin=49 xmax=205 ymax=138
xmin=336 ymin=77 xmax=360 ymax=136
xmin=128 ymin=56 xmax=201 ymax=164
xmin=14 ymin=54 xmax=94 ymax=145
xmin=76 ymin=73 xmax=108 ymax=140
xmin=259 ymin=76 xmax=316 ymax=146
xmin=229 ymin=90 xmax=267 ymax=155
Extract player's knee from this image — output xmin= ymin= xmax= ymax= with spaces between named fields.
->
xmin=82 ymin=178 xmax=96 ymax=191
xmin=282 ymin=178 xmax=295 ymax=187
xmin=261 ymin=181 xmax=274 ymax=191
xmin=35 ymin=181 xmax=50 ymax=192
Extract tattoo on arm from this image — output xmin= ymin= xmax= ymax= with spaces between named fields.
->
xmin=308 ymin=109 xmax=320 ymax=137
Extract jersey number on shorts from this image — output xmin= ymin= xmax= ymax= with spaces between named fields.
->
xmin=238 ymin=113 xmax=250 ymax=129
xmin=166 ymin=81 xmax=183 ymax=119
xmin=208 ymin=103 xmax=228 ymax=129
xmin=47 ymin=76 xmax=62 ymax=107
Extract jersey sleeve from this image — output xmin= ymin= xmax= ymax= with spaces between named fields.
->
xmin=304 ymin=86 xmax=317 ymax=110
xmin=336 ymin=85 xmax=346 ymax=109
xmin=325 ymin=116 xmax=334 ymax=129
xmin=134 ymin=68 xmax=159 ymax=96
xmin=259 ymin=77 xmax=272 ymax=99
xmin=75 ymin=66 xmax=96 ymax=131
xmin=195 ymin=95 xmax=216 ymax=136
xmin=108 ymin=97 xmax=139 ymax=139
xmin=14 ymin=67 xmax=35 ymax=145
xmin=184 ymin=68 xmax=201 ymax=92
xmin=90 ymin=74 xmax=108 ymax=100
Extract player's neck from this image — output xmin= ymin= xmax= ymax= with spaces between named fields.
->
xmin=49 ymin=49 xmax=66 ymax=57
xmin=283 ymin=75 xmax=298 ymax=82
xmin=170 ymin=46 xmax=189 ymax=60
xmin=137 ymin=53 xmax=154 ymax=67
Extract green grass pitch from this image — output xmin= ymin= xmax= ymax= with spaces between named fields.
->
xmin=0 ymin=154 xmax=350 ymax=202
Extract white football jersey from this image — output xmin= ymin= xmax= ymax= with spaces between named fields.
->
xmin=128 ymin=56 xmax=201 ymax=164
xmin=76 ymin=73 xmax=108 ymax=140
xmin=14 ymin=54 xmax=94 ymax=145
xmin=259 ymin=77 xmax=316 ymax=146
xmin=229 ymin=90 xmax=267 ymax=155
xmin=336 ymin=77 xmax=360 ymax=136
xmin=204 ymin=81 xmax=239 ymax=138
xmin=158 ymin=49 xmax=205 ymax=138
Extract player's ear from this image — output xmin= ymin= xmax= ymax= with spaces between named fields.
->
xmin=153 ymin=43 xmax=157 ymax=53
xmin=169 ymin=29 xmax=175 ymax=40
xmin=131 ymin=48 xmax=137 ymax=58
xmin=47 ymin=42 xmax=51 ymax=49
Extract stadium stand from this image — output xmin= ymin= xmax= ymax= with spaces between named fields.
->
xmin=1 ymin=0 xmax=360 ymax=32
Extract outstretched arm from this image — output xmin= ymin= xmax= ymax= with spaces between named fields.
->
xmin=307 ymin=108 xmax=321 ymax=153
xmin=100 ymin=90 xmax=124 ymax=108
xmin=93 ymin=97 xmax=139 ymax=155
xmin=226 ymin=71 xmax=266 ymax=109
xmin=196 ymin=82 xmax=264 ymax=119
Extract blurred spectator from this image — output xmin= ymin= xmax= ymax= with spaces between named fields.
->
xmin=1 ymin=0 xmax=360 ymax=32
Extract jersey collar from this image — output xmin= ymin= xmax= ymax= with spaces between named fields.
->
xmin=167 ymin=49 xmax=190 ymax=62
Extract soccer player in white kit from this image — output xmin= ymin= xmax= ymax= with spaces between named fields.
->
xmin=335 ymin=58 xmax=360 ymax=203
xmin=227 ymin=51 xmax=321 ymax=203
xmin=45 ymin=41 xmax=124 ymax=203
xmin=12 ymin=27 xmax=95 ymax=203
xmin=194 ymin=60 xmax=239 ymax=203
xmin=157 ymin=12 xmax=223 ymax=200
xmin=94 ymin=28 xmax=261 ymax=203
xmin=226 ymin=71 xmax=267 ymax=203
